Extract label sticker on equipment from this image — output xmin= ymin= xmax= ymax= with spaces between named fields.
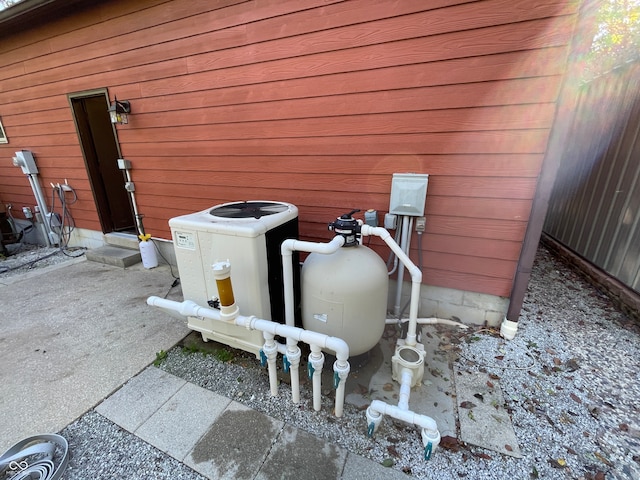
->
xmin=313 ymin=313 xmax=328 ymax=323
xmin=175 ymin=231 xmax=195 ymax=250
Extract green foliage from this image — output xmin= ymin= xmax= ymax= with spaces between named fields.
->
xmin=584 ymin=0 xmax=640 ymax=79
xmin=153 ymin=350 xmax=168 ymax=366
xmin=215 ymin=348 xmax=234 ymax=363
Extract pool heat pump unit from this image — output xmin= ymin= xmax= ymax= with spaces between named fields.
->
xmin=169 ymin=201 xmax=300 ymax=356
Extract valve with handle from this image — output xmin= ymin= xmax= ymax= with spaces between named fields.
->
xmin=328 ymin=209 xmax=362 ymax=246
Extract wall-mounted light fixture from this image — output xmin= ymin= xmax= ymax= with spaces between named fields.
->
xmin=108 ymin=97 xmax=131 ymax=125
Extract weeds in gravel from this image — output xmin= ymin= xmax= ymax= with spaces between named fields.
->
xmin=182 ymin=344 xmax=201 ymax=355
xmin=214 ymin=348 xmax=234 ymax=363
xmin=153 ymin=350 xmax=168 ymax=366
xmin=179 ymin=343 xmax=235 ymax=363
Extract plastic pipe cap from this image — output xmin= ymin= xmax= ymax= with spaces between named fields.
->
xmin=500 ymin=318 xmax=518 ymax=340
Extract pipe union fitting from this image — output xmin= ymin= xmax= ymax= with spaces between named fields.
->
xmin=333 ymin=359 xmax=350 ymax=378
xmin=421 ymin=427 xmax=441 ymax=451
xmin=262 ymin=341 xmax=278 ymax=358
xmin=392 ymin=345 xmax=425 ymax=387
xmin=286 ymin=346 xmax=302 ymax=365
xmin=365 ymin=406 xmax=383 ymax=435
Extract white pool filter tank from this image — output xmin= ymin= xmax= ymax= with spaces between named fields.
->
xmin=301 ymin=212 xmax=389 ymax=356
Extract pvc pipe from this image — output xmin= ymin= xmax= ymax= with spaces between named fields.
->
xmin=309 ymin=345 xmax=324 ymax=411
xmin=398 ymin=369 xmax=413 ymax=411
xmin=262 ymin=332 xmax=279 ymax=396
xmin=361 ymin=225 xmax=422 ymax=347
xmin=148 ymin=297 xmax=351 ymax=360
xmin=385 ymin=317 xmax=469 ymax=329
xmin=281 ymin=235 xmax=345 ymax=328
xmin=286 ymin=344 xmax=302 ymax=404
xmin=333 ymin=359 xmax=350 ymax=417
xmin=146 ymin=297 xmax=350 ymax=415
xmin=368 ymin=399 xmax=438 ymax=433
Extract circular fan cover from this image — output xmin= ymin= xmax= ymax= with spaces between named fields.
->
xmin=209 ymin=201 xmax=288 ymax=219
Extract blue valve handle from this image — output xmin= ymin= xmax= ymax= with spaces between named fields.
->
xmin=283 ymin=355 xmax=290 ymax=373
xmin=367 ymin=422 xmax=375 ymax=438
xmin=307 ymin=362 xmax=314 ymax=379
xmin=333 ymin=371 xmax=340 ymax=389
xmin=424 ymin=442 xmax=433 ymax=460
xmin=259 ymin=350 xmax=267 ymax=368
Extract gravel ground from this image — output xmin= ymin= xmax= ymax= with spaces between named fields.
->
xmin=0 ymin=243 xmax=85 ymax=279
xmin=2 ymin=242 xmax=639 ymax=479
xmin=152 ymin=244 xmax=640 ymax=480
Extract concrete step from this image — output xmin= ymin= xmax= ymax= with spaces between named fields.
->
xmin=86 ymin=245 xmax=141 ymax=268
xmin=104 ymin=232 xmax=139 ymax=250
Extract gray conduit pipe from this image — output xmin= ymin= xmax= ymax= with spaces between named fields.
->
xmin=387 ymin=216 xmax=404 ymax=276
xmin=27 ymin=174 xmax=55 ymax=246
xmin=393 ymin=215 xmax=411 ymax=316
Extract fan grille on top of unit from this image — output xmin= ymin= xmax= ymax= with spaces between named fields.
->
xmin=209 ymin=201 xmax=288 ymax=219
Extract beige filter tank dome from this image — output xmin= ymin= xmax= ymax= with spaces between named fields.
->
xmin=301 ymin=243 xmax=389 ymax=356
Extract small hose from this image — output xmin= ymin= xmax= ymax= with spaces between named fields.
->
xmin=0 ymin=434 xmax=69 ymax=480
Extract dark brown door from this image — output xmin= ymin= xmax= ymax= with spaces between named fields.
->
xmin=71 ymin=94 xmax=135 ymax=232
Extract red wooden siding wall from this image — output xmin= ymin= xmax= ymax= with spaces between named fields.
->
xmin=0 ymin=0 xmax=580 ymax=297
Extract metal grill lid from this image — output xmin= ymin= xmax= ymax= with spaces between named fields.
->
xmin=209 ymin=201 xmax=289 ymax=219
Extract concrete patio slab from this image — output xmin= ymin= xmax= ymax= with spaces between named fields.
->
xmin=351 ymin=326 xmax=458 ymax=438
xmin=184 ymin=401 xmax=284 ymax=480
xmin=95 ymin=366 xmax=186 ymax=432
xmin=0 ymin=259 xmax=189 ymax=452
xmin=455 ymin=369 xmax=522 ymax=458
xmin=136 ymin=381 xmax=232 ymax=461
xmin=256 ymin=424 xmax=347 ymax=480
xmin=341 ymin=452 xmax=411 ymax=479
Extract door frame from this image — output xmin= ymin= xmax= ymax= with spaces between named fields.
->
xmin=67 ymin=88 xmax=133 ymax=233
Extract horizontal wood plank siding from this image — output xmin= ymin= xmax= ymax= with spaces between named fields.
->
xmin=0 ymin=0 xmax=580 ymax=297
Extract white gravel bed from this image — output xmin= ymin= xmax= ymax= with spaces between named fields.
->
xmin=60 ymin=411 xmax=207 ymax=480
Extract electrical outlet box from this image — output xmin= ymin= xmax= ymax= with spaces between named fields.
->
xmin=384 ymin=213 xmax=397 ymax=229
xmin=389 ymin=173 xmax=429 ymax=216
xmin=46 ymin=212 xmax=62 ymax=228
xmin=12 ymin=150 xmax=38 ymax=175
xmin=364 ymin=209 xmax=378 ymax=227
xmin=117 ymin=158 xmax=132 ymax=170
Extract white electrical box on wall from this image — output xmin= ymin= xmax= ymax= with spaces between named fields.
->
xmin=12 ymin=150 xmax=38 ymax=175
xmin=389 ymin=173 xmax=429 ymax=216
